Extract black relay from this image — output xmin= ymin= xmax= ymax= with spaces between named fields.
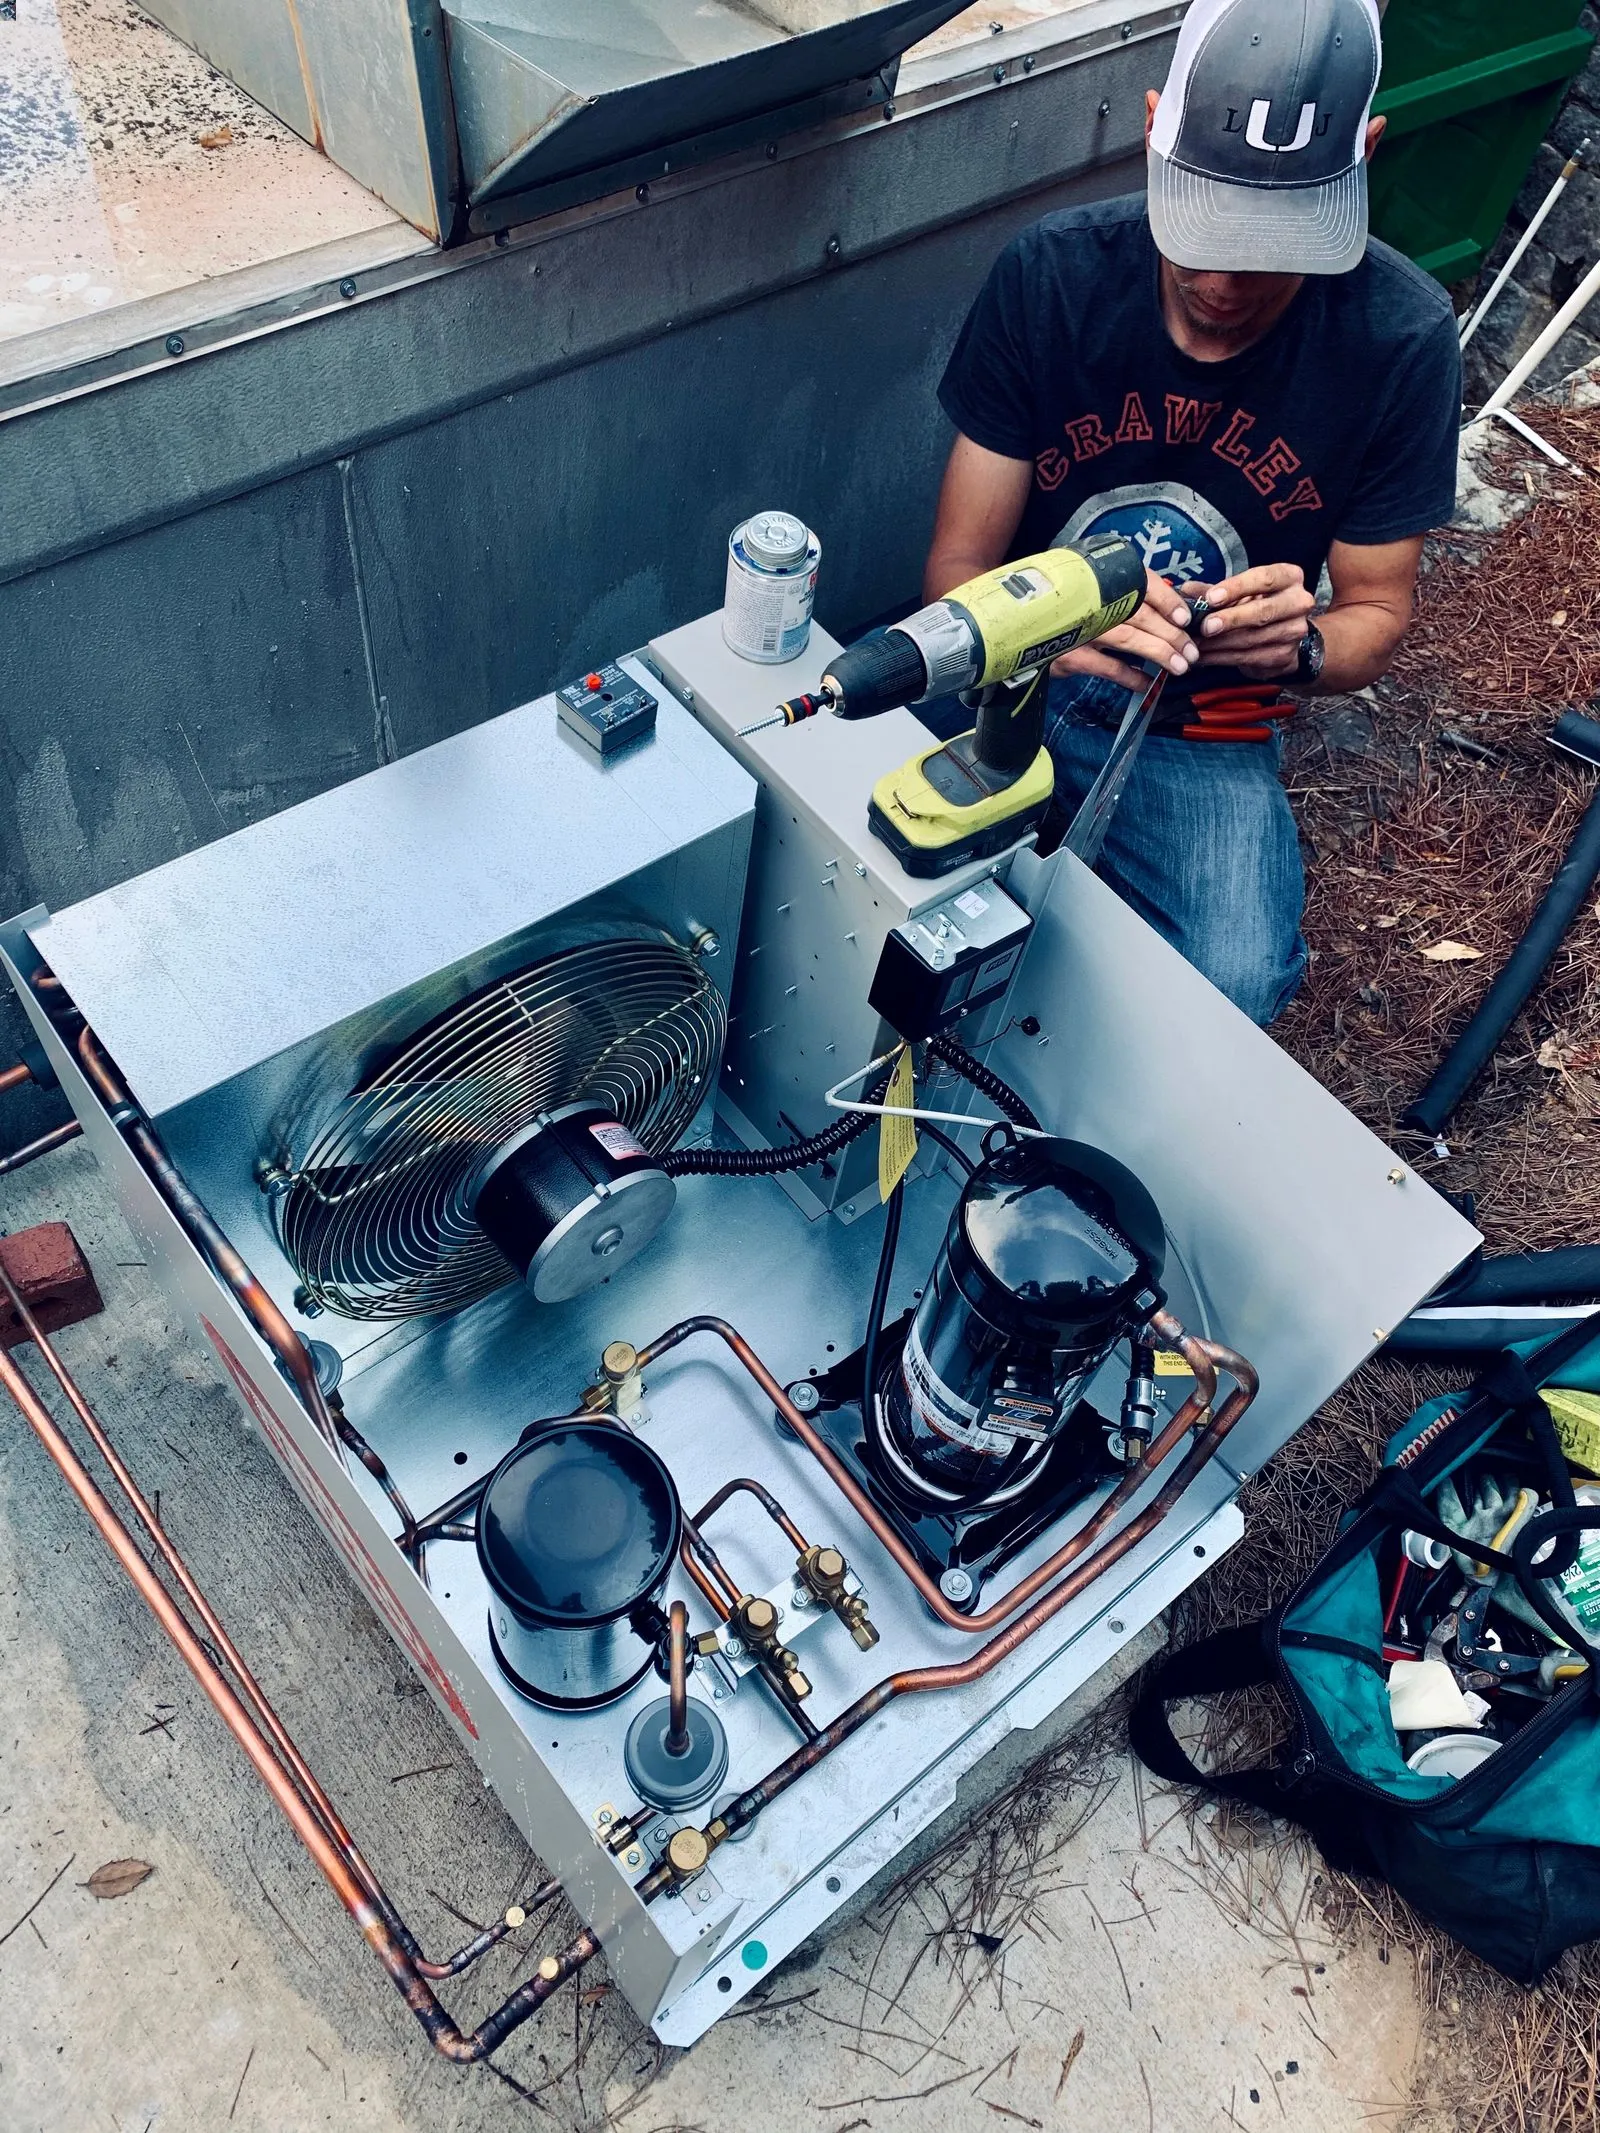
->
xmin=556 ymin=663 xmax=657 ymax=758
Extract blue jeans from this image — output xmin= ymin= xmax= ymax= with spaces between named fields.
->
xmin=1043 ymin=674 xmax=1308 ymax=1025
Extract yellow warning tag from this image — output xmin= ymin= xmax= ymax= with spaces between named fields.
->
xmin=878 ymin=1046 xmax=918 ymax=1202
xmin=1153 ymin=1350 xmax=1191 ymax=1377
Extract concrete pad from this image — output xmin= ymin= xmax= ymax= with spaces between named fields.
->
xmin=0 ymin=1142 xmax=1421 ymax=2129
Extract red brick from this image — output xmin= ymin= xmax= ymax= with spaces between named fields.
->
xmin=0 ymin=1222 xmax=104 ymax=1349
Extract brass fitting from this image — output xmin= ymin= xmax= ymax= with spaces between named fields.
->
xmin=796 ymin=1543 xmax=879 ymax=1652
xmin=578 ymin=1339 xmax=645 ymax=1417
xmin=738 ymin=1595 xmax=819 ymax=1706
xmin=731 ymin=1593 xmax=812 ymax=1698
xmin=667 ymin=1826 xmax=711 ymax=1879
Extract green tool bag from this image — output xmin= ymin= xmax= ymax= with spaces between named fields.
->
xmin=1131 ymin=1318 xmax=1600 ymax=1983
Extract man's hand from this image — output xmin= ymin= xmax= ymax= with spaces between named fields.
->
xmin=1051 ymin=569 xmax=1199 ymax=687
xmin=1182 ymin=563 xmax=1316 ymax=679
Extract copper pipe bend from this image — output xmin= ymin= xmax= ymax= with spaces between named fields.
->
xmin=636 ymin=1316 xmax=1236 ymax=1637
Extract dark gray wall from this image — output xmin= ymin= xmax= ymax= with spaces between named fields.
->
xmin=1 ymin=31 xmax=1171 ymax=1149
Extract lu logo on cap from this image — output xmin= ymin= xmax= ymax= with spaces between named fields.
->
xmin=1148 ymin=0 xmax=1383 ymax=276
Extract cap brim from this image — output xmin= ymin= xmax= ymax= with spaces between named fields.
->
xmin=1148 ymin=148 xmax=1368 ymax=275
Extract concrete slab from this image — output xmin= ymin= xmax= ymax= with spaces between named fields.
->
xmin=0 ymin=1141 xmax=1422 ymax=2129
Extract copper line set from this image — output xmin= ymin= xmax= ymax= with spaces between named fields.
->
xmin=0 ymin=1118 xmax=83 ymax=1176
xmin=635 ymin=1310 xmax=1244 ymax=1637
xmin=679 ymin=1477 xmax=822 ymax=1740
xmin=0 ymin=1001 xmax=1258 ymax=2054
xmin=0 ymin=1259 xmax=598 ymax=2056
xmin=626 ymin=1313 xmax=1257 ymax=1886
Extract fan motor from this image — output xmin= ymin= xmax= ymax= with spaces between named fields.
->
xmin=471 ymin=1103 xmax=676 ymax=1304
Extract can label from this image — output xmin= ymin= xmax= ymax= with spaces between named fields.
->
xmin=722 ymin=519 xmax=820 ymax=664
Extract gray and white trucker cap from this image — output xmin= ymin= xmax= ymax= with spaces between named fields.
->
xmin=1148 ymin=0 xmax=1383 ymax=276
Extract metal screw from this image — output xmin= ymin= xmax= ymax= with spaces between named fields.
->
xmin=695 ymin=1887 xmax=712 ymax=1904
xmin=940 ymin=1567 xmax=975 ymax=1603
xmin=788 ymin=1381 xmax=821 ymax=1414
xmin=164 ymin=334 xmax=184 ymax=357
xmin=792 ymin=1586 xmax=811 ymax=1609
xmin=682 ymin=687 xmax=695 ymax=706
xmin=1022 ymin=52 xmax=1035 ymax=70
xmin=712 ymin=1683 xmax=726 ymax=1701
xmin=883 ymin=101 xmax=895 ymax=121
xmin=825 ymin=234 xmax=842 ymax=260
xmin=854 ymin=862 xmax=868 ymax=877
xmin=1098 ymin=100 xmax=1110 ymax=117
xmin=1120 ymin=19 xmax=1133 ymax=36
xmin=993 ymin=63 xmax=1006 ymax=82
xmin=1387 ymin=1166 xmax=1406 ymax=1184
xmin=1373 ymin=1329 xmax=1387 ymax=1342
xmin=597 ymin=1806 xmax=614 ymax=1825
xmin=624 ymin=1847 xmax=642 ymax=1867
xmin=842 ymin=1203 xmax=856 ymax=1220
xmin=293 ymin=1286 xmax=324 ymax=1319
xmin=1108 ymin=1618 xmax=1125 ymax=1634
xmin=694 ymin=929 xmax=720 ymax=959
xmin=725 ymin=1636 xmax=745 ymax=1658
xmin=636 ymin=182 xmax=650 ymax=202
xmin=338 ymin=277 xmax=357 ymax=300
xmin=766 ymin=142 xmax=778 ymax=159
xmin=494 ymin=229 xmax=509 ymax=248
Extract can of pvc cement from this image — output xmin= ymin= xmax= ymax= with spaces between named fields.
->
xmin=722 ymin=511 xmax=820 ymax=664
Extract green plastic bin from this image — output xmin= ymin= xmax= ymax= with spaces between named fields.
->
xmin=1370 ymin=0 xmax=1595 ymax=285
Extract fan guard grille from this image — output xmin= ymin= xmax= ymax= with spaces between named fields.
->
xmin=276 ymin=935 xmax=723 ymax=1320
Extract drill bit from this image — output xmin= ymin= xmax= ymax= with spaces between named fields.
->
xmin=738 ymin=691 xmax=827 ymax=739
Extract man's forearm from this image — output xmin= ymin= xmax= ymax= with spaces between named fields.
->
xmin=1308 ymin=598 xmax=1410 ymax=693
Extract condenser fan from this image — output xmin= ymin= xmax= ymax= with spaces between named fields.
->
xmin=276 ymin=935 xmax=724 ymax=1319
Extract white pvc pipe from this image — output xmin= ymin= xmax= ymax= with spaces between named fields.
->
xmin=1460 ymin=141 xmax=1588 ymax=352
xmin=1480 ymin=250 xmax=1600 ymax=416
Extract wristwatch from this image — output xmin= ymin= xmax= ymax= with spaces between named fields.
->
xmin=1294 ymin=622 xmax=1326 ymax=686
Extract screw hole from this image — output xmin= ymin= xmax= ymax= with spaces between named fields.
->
xmin=453 ymin=1450 xmax=468 ymax=1465
xmin=717 ymin=1975 xmax=733 ymax=1992
xmin=1194 ymin=1545 xmax=1206 ymax=1558
xmin=826 ymin=1875 xmax=842 ymax=1893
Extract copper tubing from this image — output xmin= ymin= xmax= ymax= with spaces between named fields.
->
xmin=667 ymin=1336 xmax=1259 ymax=1861
xmin=0 ymin=1059 xmax=34 ymax=1094
xmin=665 ymin=1601 xmax=690 ymax=1757
xmin=636 ymin=1316 xmax=1234 ymax=1637
xmin=679 ymin=1507 xmax=820 ymax=1743
xmin=77 ymin=1027 xmax=342 ymax=1459
xmin=694 ymin=1474 xmax=811 ymax=1555
xmin=0 ymin=1119 xmax=83 ymax=1176
xmin=0 ymin=1309 xmax=596 ymax=2055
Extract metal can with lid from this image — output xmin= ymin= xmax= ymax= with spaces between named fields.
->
xmin=722 ymin=511 xmax=820 ymax=664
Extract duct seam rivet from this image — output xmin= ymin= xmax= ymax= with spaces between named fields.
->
xmin=338 ymin=278 xmax=357 ymax=300
xmin=164 ymin=334 xmax=184 ymax=357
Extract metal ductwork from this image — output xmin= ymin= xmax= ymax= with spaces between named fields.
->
xmin=134 ymin=0 xmax=972 ymax=239
xmin=443 ymin=1 xmax=971 ymax=206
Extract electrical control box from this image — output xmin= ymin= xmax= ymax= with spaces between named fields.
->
xmin=868 ymin=878 xmax=1032 ymax=1040
xmin=557 ymin=663 xmax=658 ymax=758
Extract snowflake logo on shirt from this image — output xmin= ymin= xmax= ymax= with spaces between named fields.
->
xmin=1053 ymin=482 xmax=1249 ymax=589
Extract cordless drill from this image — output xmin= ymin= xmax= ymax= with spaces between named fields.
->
xmin=751 ymin=533 xmax=1145 ymax=875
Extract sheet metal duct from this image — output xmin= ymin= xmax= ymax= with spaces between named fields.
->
xmin=442 ymin=1 xmax=972 ymax=206
xmin=132 ymin=0 xmax=971 ymax=238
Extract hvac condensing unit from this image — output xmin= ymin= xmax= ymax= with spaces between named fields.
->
xmin=0 ymin=587 xmax=1476 ymax=2056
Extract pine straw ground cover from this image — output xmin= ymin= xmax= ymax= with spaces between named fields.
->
xmin=1191 ymin=396 xmax=1600 ymax=2132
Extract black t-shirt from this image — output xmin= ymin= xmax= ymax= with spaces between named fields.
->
xmin=938 ymin=193 xmax=1461 ymax=697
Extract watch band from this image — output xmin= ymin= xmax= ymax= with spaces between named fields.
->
xmin=1295 ymin=622 xmax=1325 ymax=686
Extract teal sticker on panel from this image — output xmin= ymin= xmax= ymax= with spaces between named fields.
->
xmin=741 ymin=1940 xmax=768 ymax=1971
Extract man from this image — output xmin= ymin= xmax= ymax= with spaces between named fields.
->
xmin=926 ymin=0 xmax=1461 ymax=1023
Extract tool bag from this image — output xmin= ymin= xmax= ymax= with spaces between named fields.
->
xmin=1131 ymin=1318 xmax=1600 ymax=1983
